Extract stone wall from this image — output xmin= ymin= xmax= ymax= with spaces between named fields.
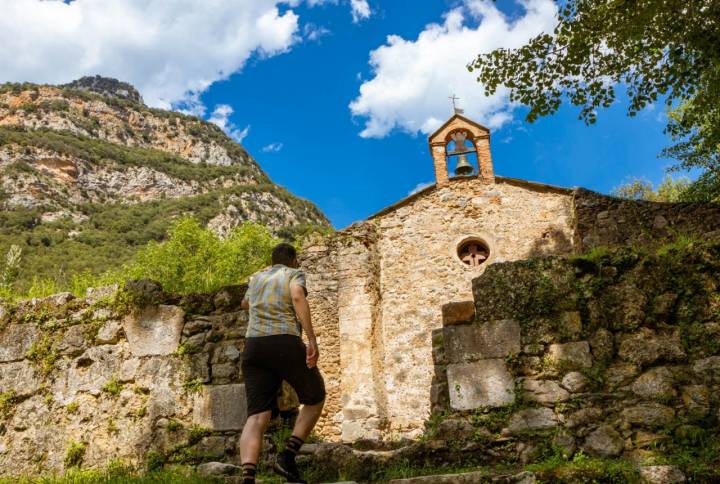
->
xmin=0 ymin=281 xmax=250 ymax=477
xmin=573 ymin=187 xmax=720 ymax=250
xmin=440 ymin=240 xmax=720 ymax=473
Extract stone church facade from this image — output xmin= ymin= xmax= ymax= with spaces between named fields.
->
xmin=300 ymin=114 xmax=577 ymax=442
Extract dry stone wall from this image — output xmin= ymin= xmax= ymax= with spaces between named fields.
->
xmin=437 ymin=241 xmax=720 ymax=476
xmin=573 ymin=187 xmax=720 ymax=250
xmin=0 ymin=281 xmax=251 ymax=477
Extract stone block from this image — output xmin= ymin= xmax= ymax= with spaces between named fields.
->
xmin=95 ymin=320 xmax=123 ymax=344
xmin=56 ymin=324 xmax=89 ymax=356
xmin=0 ymin=361 xmax=41 ymax=397
xmin=447 ymin=360 xmax=514 ymax=410
xmin=441 ymin=301 xmax=475 ymax=325
xmin=618 ymin=329 xmax=685 ymax=367
xmin=639 ymin=465 xmax=686 ymax=484
xmin=521 ymin=379 xmax=570 ymax=403
xmin=622 ymin=403 xmax=675 ymax=428
xmin=582 ymin=425 xmax=624 ymax=458
xmin=589 ymin=328 xmax=614 ymax=361
xmin=122 ymin=305 xmax=185 ymax=356
xmin=631 ymin=367 xmax=676 ymax=399
xmin=444 ymin=319 xmax=521 ymax=363
xmin=193 ymin=384 xmax=247 ymax=431
xmin=560 ymin=311 xmax=583 ymax=338
xmin=0 ymin=324 xmax=40 ymax=362
xmin=681 ymin=385 xmax=710 ymax=418
xmin=506 ymin=407 xmax=558 ymax=435
xmin=561 ymin=372 xmax=588 ymax=393
xmin=547 ymin=341 xmax=592 ymax=370
xmin=692 ymin=356 xmax=720 ymax=382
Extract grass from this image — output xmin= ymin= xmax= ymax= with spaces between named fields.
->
xmin=0 ymin=467 xmax=224 ymax=484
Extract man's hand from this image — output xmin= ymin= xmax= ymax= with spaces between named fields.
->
xmin=306 ymin=339 xmax=319 ymax=369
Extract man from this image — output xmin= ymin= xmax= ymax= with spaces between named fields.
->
xmin=239 ymin=243 xmax=325 ymax=484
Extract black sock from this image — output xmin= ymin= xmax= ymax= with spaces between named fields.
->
xmin=282 ymin=435 xmax=304 ymax=459
xmin=242 ymin=462 xmax=256 ymax=483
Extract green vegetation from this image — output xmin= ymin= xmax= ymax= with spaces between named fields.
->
xmin=0 ymin=390 xmax=18 ymax=419
xmin=0 ymin=466 xmax=224 ymax=484
xmin=26 ymin=334 xmax=59 ymax=375
xmin=63 ymin=440 xmax=87 ymax=469
xmin=102 ymin=378 xmax=123 ymax=397
xmin=124 ymin=217 xmax=276 ymax=294
xmin=612 ymin=176 xmax=693 ymax=202
xmin=526 ymin=452 xmax=640 ymax=483
xmin=182 ymin=379 xmax=203 ymax=394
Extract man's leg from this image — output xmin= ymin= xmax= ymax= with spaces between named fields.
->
xmin=239 ymin=410 xmax=272 ymax=483
xmin=291 ymin=400 xmax=325 ymax=440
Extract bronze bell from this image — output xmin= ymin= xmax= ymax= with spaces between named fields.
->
xmin=454 ymin=153 xmax=474 ymax=176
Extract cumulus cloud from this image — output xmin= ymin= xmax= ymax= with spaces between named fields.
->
xmin=261 ymin=142 xmax=284 ymax=152
xmin=350 ymin=0 xmax=558 ymax=138
xmin=208 ymin=105 xmax=250 ymax=143
xmin=0 ymin=0 xmax=361 ymax=112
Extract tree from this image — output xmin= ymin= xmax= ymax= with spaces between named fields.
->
xmin=469 ymin=0 xmax=720 ymax=201
xmin=612 ymin=176 xmax=691 ymax=202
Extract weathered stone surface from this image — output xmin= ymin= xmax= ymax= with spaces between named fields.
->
xmin=441 ymin=301 xmax=475 ymax=325
xmin=0 ymin=361 xmax=41 ymax=397
xmin=692 ymin=356 xmax=720 ymax=382
xmin=56 ymin=324 xmax=89 ymax=356
xmin=622 ymin=403 xmax=675 ymax=428
xmin=389 ymin=471 xmax=536 ymax=483
xmin=631 ymin=367 xmax=676 ymax=399
xmin=565 ymin=407 xmax=602 ymax=429
xmin=561 ymin=372 xmax=588 ymax=393
xmin=634 ymin=431 xmax=670 ymax=449
xmin=122 ymin=305 xmax=185 ymax=356
xmin=434 ymin=418 xmax=475 ymax=441
xmin=197 ymin=461 xmax=241 ymax=477
xmin=560 ymin=311 xmax=583 ymax=339
xmin=681 ymin=385 xmax=710 ymax=418
xmin=443 ymin=319 xmax=521 ymax=363
xmin=95 ymin=320 xmax=123 ymax=344
xmin=639 ymin=465 xmax=686 ymax=484
xmin=582 ymin=425 xmax=624 ymax=458
xmin=547 ymin=341 xmax=592 ymax=370
xmin=618 ymin=329 xmax=685 ymax=367
xmin=447 ymin=360 xmax=514 ymax=410
xmin=589 ymin=328 xmax=614 ymax=361
xmin=605 ymin=362 xmax=640 ymax=388
xmin=506 ymin=408 xmax=558 ymax=435
xmin=521 ymin=379 xmax=570 ymax=404
xmin=0 ymin=324 xmax=40 ymax=362
xmin=193 ymin=384 xmax=247 ymax=431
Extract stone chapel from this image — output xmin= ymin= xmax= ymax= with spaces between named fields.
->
xmin=300 ymin=113 xmax=577 ymax=442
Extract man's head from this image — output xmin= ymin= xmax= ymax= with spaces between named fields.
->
xmin=272 ymin=243 xmax=298 ymax=268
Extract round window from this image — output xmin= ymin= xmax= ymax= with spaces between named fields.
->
xmin=457 ymin=239 xmax=490 ymax=267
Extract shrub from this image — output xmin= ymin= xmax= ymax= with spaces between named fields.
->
xmin=123 ymin=217 xmax=277 ymax=294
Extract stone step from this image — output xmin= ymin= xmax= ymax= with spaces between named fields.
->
xmin=389 ymin=470 xmax=536 ymax=484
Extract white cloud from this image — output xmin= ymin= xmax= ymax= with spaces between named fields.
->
xmin=306 ymin=0 xmax=371 ymax=22
xmin=350 ymin=0 xmax=558 ymax=138
xmin=0 ymin=0 xmax=363 ymax=112
xmin=408 ymin=181 xmax=434 ymax=196
xmin=350 ymin=0 xmax=371 ymax=22
xmin=261 ymin=142 xmax=284 ymax=152
xmin=208 ymin=105 xmax=250 ymax=143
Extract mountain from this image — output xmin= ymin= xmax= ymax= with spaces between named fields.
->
xmin=0 ymin=77 xmax=330 ymax=291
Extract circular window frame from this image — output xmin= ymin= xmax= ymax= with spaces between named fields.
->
xmin=452 ymin=234 xmax=495 ymax=269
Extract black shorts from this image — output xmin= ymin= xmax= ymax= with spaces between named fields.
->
xmin=242 ymin=334 xmax=326 ymax=417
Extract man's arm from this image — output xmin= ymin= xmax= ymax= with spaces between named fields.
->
xmin=290 ymin=284 xmax=318 ymax=368
xmin=241 ymin=298 xmax=249 ymax=310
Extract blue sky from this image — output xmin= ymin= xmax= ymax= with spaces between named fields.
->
xmin=1 ymin=0 xmax=683 ymax=229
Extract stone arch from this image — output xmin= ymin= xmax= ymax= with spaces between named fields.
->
xmin=428 ymin=114 xmax=494 ymax=186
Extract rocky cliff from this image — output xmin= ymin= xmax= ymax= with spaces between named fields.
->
xmin=0 ymin=78 xmax=329 ymax=289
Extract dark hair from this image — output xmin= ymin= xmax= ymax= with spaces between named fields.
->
xmin=272 ymin=243 xmax=297 ymax=266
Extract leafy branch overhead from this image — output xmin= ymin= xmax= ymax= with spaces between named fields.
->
xmin=469 ymin=0 xmax=720 ymax=201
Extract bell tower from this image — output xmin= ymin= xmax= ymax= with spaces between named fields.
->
xmin=428 ymin=113 xmax=494 ymax=187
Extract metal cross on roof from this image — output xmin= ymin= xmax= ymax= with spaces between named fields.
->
xmin=448 ymin=94 xmax=464 ymax=114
